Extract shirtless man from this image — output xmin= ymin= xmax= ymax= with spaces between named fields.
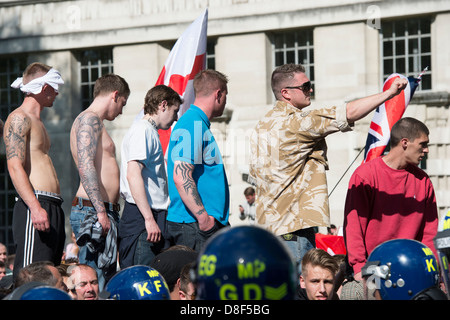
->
xmin=4 ymin=62 xmax=65 ymax=282
xmin=69 ymin=73 xmax=129 ymax=289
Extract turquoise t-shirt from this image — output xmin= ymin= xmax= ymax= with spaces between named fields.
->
xmin=167 ymin=105 xmax=229 ymax=225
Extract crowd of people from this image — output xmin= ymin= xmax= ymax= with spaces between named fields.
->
xmin=0 ymin=61 xmax=447 ymax=301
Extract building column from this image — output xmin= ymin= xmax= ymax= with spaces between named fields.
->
xmin=214 ymin=32 xmax=273 ymax=225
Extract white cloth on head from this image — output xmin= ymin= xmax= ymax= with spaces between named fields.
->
xmin=10 ymin=68 xmax=64 ymax=94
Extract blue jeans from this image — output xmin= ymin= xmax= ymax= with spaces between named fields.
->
xmin=281 ymin=227 xmax=316 ymax=274
xmin=70 ymin=202 xmax=120 ymax=291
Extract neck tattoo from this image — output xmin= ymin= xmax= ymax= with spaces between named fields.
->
xmin=148 ymin=117 xmax=158 ymax=130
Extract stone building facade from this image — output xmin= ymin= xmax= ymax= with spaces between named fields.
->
xmin=0 ymin=0 xmax=449 ymax=250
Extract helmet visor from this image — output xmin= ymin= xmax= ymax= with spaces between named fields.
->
xmin=434 ymin=229 xmax=450 ymax=299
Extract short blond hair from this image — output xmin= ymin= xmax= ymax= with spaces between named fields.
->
xmin=23 ymin=62 xmax=52 ymax=85
xmin=301 ymin=248 xmax=339 ymax=276
xmin=193 ymin=69 xmax=228 ymax=97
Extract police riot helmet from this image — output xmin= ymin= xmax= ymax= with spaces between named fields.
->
xmin=194 ymin=225 xmax=297 ymax=300
xmin=434 ymin=211 xmax=450 ymax=299
xmin=362 ymin=239 xmax=445 ymax=300
xmin=102 ymin=265 xmax=170 ymax=300
xmin=20 ymin=286 xmax=72 ymax=300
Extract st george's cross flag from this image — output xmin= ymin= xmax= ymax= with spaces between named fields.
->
xmin=362 ymin=72 xmax=424 ymax=163
xmin=154 ymin=9 xmax=208 ymax=155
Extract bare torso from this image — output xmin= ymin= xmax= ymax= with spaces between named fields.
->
xmin=5 ymin=108 xmax=60 ymax=194
xmin=28 ymin=115 xmax=60 ymax=194
xmin=70 ymin=111 xmax=120 ymax=204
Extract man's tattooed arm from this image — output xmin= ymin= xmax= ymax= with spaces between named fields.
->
xmin=173 ymin=161 xmax=215 ymax=231
xmin=74 ymin=112 xmax=106 ymax=214
xmin=174 ymin=161 xmax=205 ymax=217
xmin=4 ymin=112 xmax=47 ymax=223
xmin=4 ymin=113 xmax=30 ymax=163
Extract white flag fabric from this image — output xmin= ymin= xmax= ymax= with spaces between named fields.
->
xmin=137 ymin=8 xmax=208 ymax=154
xmin=157 ymin=8 xmax=208 ymax=116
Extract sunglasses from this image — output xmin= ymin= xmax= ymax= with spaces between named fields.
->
xmin=283 ymin=81 xmax=312 ymax=95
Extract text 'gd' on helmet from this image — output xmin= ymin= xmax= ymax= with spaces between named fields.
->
xmin=194 ymin=225 xmax=298 ymax=300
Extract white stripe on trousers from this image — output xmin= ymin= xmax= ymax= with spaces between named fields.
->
xmin=23 ymin=205 xmax=35 ymax=268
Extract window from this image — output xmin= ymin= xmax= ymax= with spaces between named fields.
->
xmin=381 ymin=17 xmax=432 ymax=90
xmin=0 ymin=55 xmax=28 ymax=253
xmin=206 ymin=38 xmax=217 ymax=70
xmin=78 ymin=48 xmax=114 ymax=109
xmin=272 ymin=29 xmax=315 ymax=89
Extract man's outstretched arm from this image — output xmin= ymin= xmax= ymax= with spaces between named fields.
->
xmin=346 ymin=77 xmax=408 ymax=123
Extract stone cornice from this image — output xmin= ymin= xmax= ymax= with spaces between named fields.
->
xmin=0 ymin=0 xmax=449 ymax=55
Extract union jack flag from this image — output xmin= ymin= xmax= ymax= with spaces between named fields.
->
xmin=363 ymin=73 xmax=421 ymax=163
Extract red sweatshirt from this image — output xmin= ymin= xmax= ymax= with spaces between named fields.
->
xmin=344 ymin=157 xmax=438 ymax=275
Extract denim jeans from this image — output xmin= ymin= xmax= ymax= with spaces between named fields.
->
xmin=281 ymin=227 xmax=316 ymax=274
xmin=70 ymin=203 xmax=119 ymax=291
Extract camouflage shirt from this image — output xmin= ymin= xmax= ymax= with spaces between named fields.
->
xmin=248 ymin=101 xmax=352 ymax=236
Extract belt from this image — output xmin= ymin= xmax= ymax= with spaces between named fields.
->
xmin=281 ymin=228 xmax=316 ymax=241
xmin=281 ymin=233 xmax=298 ymax=241
xmin=72 ymin=197 xmax=120 ymax=212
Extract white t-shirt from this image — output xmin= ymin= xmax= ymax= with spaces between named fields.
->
xmin=120 ymin=119 xmax=169 ymax=210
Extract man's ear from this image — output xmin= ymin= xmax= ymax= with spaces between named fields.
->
xmin=112 ymin=90 xmax=119 ymax=102
xmin=176 ymin=278 xmax=186 ymax=299
xmin=42 ymin=83 xmax=50 ymax=92
xmin=400 ymin=138 xmax=409 ymax=150
xmin=299 ymin=275 xmax=306 ymax=288
xmin=215 ymin=89 xmax=222 ymax=104
xmin=159 ymin=100 xmax=168 ymax=111
xmin=280 ymin=88 xmax=290 ymax=100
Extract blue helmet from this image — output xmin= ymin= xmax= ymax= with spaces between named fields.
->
xmin=20 ymin=286 xmax=72 ymax=300
xmin=362 ymin=239 xmax=445 ymax=300
xmin=102 ymin=265 xmax=170 ymax=300
xmin=194 ymin=225 xmax=297 ymax=300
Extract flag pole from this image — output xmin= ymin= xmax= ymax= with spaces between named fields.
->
xmin=416 ymin=66 xmax=429 ymax=81
xmin=328 ymin=147 xmax=364 ymax=197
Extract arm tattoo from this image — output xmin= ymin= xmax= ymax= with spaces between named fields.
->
xmin=5 ymin=113 xmax=31 ymax=162
xmin=196 ymin=209 xmax=206 ymax=216
xmin=174 ymin=162 xmax=204 ymax=208
xmin=74 ymin=113 xmax=105 ymax=211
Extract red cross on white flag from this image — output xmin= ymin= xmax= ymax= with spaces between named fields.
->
xmin=143 ymin=8 xmax=208 ymax=155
